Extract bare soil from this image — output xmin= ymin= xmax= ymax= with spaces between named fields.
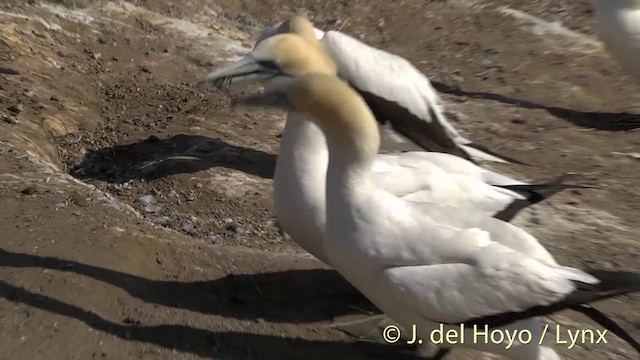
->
xmin=0 ymin=0 xmax=638 ymax=359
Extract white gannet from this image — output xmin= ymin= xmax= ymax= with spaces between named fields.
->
xmin=235 ymin=73 xmax=640 ymax=360
xmin=198 ymin=32 xmax=584 ymax=265
xmin=594 ymin=0 xmax=640 ymax=80
xmin=254 ymin=16 xmax=527 ymax=165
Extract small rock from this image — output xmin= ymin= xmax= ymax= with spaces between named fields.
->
xmin=50 ymin=95 xmax=59 ymax=101
xmin=226 ymin=222 xmax=244 ymax=234
xmin=451 ymin=74 xmax=465 ymax=83
xmin=70 ymin=191 xmax=90 ymax=207
xmin=601 ymin=261 xmax=615 ymax=270
xmin=137 ymin=194 xmax=155 ymax=206
xmin=181 ymin=220 xmax=195 ymax=233
xmin=143 ymin=204 xmax=162 ymax=213
xmin=55 ymin=202 xmax=67 ymax=209
xmin=139 ymin=65 xmax=151 ymax=73
xmin=21 ymin=186 xmax=38 ymax=195
xmin=2 ymin=114 xmax=18 ymax=124
xmin=195 ymin=183 xmax=203 ymax=189
xmin=223 ymin=218 xmax=234 ymax=224
xmin=92 ymin=53 xmax=102 ymax=60
xmin=32 ymin=30 xmax=45 ymax=38
xmin=8 ymin=104 xmax=24 ymax=114
xmin=480 ymin=59 xmax=493 ymax=67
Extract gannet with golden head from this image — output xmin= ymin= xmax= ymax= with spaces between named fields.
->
xmin=236 ymin=73 xmax=640 ymax=360
xmin=253 ymin=16 xmax=526 ymax=165
xmin=594 ymin=0 xmax=640 ymax=80
xmin=198 ymin=30 xmax=589 ymax=264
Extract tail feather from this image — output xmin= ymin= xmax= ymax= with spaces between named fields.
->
xmin=492 ymin=174 xmax=595 ymax=222
xmin=496 ymin=174 xmax=597 ymax=202
xmin=571 ymin=304 xmax=640 ymax=353
xmin=457 ymin=270 xmax=640 ymax=354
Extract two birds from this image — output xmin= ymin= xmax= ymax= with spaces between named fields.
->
xmin=198 ymin=12 xmax=640 ymax=360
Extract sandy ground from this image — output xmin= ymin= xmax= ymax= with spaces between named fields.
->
xmin=0 ymin=0 xmax=639 ymax=359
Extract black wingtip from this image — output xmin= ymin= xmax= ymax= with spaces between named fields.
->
xmin=464 ymin=142 xmax=533 ymax=167
xmin=571 ymin=304 xmax=640 ymax=353
xmin=457 ymin=270 xmax=640 ymax=333
xmin=491 ymin=174 xmax=596 ymax=222
xmin=576 ymin=269 xmax=640 ymax=301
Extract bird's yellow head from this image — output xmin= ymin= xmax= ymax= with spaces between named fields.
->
xmin=254 ymin=15 xmax=323 ymax=47
xmin=198 ymin=33 xmax=336 ymax=90
xmin=280 ymin=16 xmax=321 ymax=45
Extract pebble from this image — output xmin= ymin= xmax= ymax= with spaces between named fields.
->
xmin=55 ymin=202 xmax=67 ymax=209
xmin=137 ymin=194 xmax=155 ymax=206
xmin=144 ymin=204 xmax=162 ymax=214
xmin=2 ymin=114 xmax=18 ymax=124
xmin=8 ymin=104 xmax=24 ymax=114
xmin=70 ymin=191 xmax=90 ymax=207
xmin=226 ymin=222 xmax=244 ymax=234
xmin=181 ymin=220 xmax=195 ymax=233
xmin=21 ymin=186 xmax=38 ymax=195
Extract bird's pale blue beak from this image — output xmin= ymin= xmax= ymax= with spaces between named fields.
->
xmin=197 ymin=55 xmax=284 ymax=90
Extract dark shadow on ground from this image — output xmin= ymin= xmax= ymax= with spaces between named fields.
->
xmin=0 ymin=279 xmax=418 ymax=359
xmin=68 ymin=134 xmax=276 ymax=182
xmin=431 ymin=81 xmax=640 ymax=131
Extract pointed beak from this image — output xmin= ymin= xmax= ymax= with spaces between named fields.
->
xmin=197 ymin=56 xmax=283 ymax=90
xmin=232 ymin=88 xmax=291 ymax=111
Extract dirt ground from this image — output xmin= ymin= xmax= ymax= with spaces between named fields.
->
xmin=0 ymin=0 xmax=638 ymax=359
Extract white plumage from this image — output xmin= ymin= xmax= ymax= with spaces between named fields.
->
xmin=198 ymin=32 xmax=572 ymax=265
xmin=255 ymin=20 xmax=525 ymax=165
xmin=234 ymin=73 xmax=640 ymax=360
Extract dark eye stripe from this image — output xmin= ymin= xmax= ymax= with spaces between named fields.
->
xmin=256 ymin=60 xmax=281 ymax=71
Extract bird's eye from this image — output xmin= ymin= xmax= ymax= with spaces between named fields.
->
xmin=257 ymin=60 xmax=281 ymax=71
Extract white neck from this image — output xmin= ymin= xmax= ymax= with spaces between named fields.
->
xmin=273 ymin=112 xmax=330 ymax=262
xmin=324 ymin=128 xmax=378 ymax=225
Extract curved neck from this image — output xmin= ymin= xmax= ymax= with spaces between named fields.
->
xmin=323 ymin=123 xmax=380 ymax=204
xmin=274 ymin=111 xmax=328 ymax=211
